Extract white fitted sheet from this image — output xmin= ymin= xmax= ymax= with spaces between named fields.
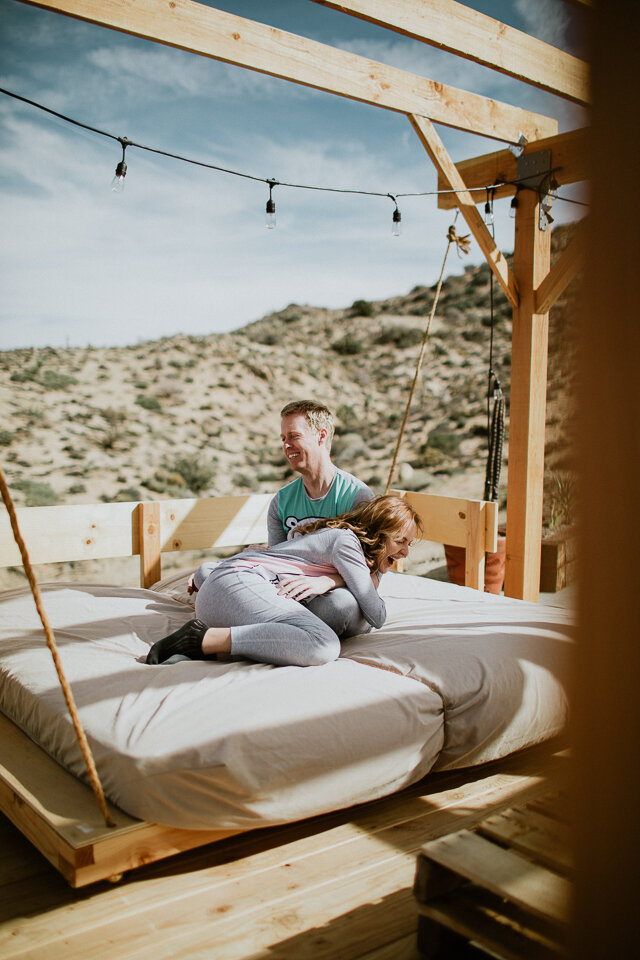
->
xmin=0 ymin=573 xmax=572 ymax=829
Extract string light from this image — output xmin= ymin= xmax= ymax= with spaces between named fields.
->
xmin=0 ymin=86 xmax=589 ymax=232
xmin=484 ymin=188 xmax=495 ymax=226
xmin=110 ymin=138 xmax=129 ymax=193
xmin=509 ymin=189 xmax=520 ymax=219
xmin=389 ymin=195 xmax=402 ymax=237
xmin=265 ymin=179 xmax=277 ymax=229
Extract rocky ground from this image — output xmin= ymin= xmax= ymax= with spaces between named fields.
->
xmin=0 ymin=225 xmax=579 ymax=588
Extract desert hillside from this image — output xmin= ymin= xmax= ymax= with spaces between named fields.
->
xmin=0 ymin=224 xmax=579 ymax=586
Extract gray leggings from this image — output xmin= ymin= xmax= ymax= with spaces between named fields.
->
xmin=194 ymin=564 xmax=343 ymax=667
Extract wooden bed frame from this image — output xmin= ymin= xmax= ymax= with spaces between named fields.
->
xmin=0 ymin=490 xmax=497 ymax=886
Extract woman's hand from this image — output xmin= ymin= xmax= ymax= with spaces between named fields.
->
xmin=277 ymin=575 xmax=335 ymax=601
xmin=187 ymin=573 xmax=199 ymax=595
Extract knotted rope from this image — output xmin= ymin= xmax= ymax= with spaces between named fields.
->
xmin=0 ymin=465 xmax=115 ymax=827
xmin=384 ymin=224 xmax=471 ymax=494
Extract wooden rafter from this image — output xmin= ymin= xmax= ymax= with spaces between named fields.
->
xmin=22 ymin=0 xmax=557 ymax=143
xmin=408 ymin=113 xmax=519 ymax=309
xmin=535 ymin=225 xmax=586 ymax=314
xmin=437 ymin=129 xmax=588 ymax=210
xmin=313 ymin=0 xmax=589 ymax=104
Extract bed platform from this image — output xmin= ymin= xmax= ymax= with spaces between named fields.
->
xmin=0 ymin=491 xmax=572 ymax=889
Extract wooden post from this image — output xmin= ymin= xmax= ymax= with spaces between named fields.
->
xmin=504 ymin=186 xmax=550 ymax=600
xmin=138 ymin=501 xmax=162 ymax=589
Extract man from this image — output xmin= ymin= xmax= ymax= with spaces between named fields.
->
xmin=268 ymin=400 xmax=373 ymax=544
xmin=268 ymin=400 xmax=375 ymax=638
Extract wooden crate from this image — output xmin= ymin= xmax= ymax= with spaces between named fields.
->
xmin=540 ymin=529 xmax=578 ymax=593
xmin=414 ymin=791 xmax=572 ymax=959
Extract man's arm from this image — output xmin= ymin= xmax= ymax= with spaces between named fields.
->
xmin=267 ymin=493 xmax=287 ymax=547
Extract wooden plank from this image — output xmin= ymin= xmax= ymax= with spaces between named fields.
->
xmin=417 ymin=891 xmax=565 ymax=960
xmin=478 ymin=807 xmax=572 ymax=875
xmin=0 ymin=500 xmax=140 ymax=567
xmin=313 ymin=0 xmax=589 ymax=104
xmin=138 ymin=501 xmax=161 ymax=588
xmin=504 ymin=188 xmax=551 ymax=601
xmin=22 ymin=0 xmax=558 ymax=143
xmin=408 ymin=113 xmax=520 ymax=309
xmin=437 ymin=129 xmax=588 ymax=210
xmin=418 ymin=830 xmax=570 ymax=923
xmin=464 ymin=499 xmax=485 ymax=591
xmin=392 ymin=491 xmax=498 ymax=553
xmin=0 ymin=747 xmax=566 ymax=958
xmin=534 ymin=227 xmax=586 ymax=314
xmin=157 ymin=494 xmax=271 ymax=552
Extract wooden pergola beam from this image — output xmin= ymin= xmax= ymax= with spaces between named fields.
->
xmin=408 ymin=113 xmax=519 ymax=309
xmin=534 ymin=225 xmax=586 ymax=314
xmin=437 ymin=129 xmax=588 ymax=210
xmin=21 ymin=0 xmax=557 ymax=143
xmin=313 ymin=0 xmax=589 ymax=104
xmin=504 ymin=188 xmax=551 ymax=601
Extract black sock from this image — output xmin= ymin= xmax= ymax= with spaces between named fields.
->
xmin=146 ymin=618 xmax=213 ymax=664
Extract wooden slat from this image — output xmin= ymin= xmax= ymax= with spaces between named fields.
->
xmin=392 ymin=490 xmax=498 ymax=553
xmin=156 ymin=494 xmax=271 ymax=553
xmin=464 ymin=499 xmax=485 ymax=591
xmin=534 ymin=226 xmax=586 ymax=314
xmin=418 ymin=830 xmax=570 ymax=923
xmin=437 ymin=129 xmax=588 ymax=209
xmin=0 ymin=500 xmax=140 ymax=567
xmin=477 ymin=807 xmax=573 ymax=874
xmin=313 ymin=0 xmax=589 ymax=104
xmin=409 ymin=113 xmax=520 ymax=309
xmin=22 ymin=0 xmax=557 ymax=143
xmin=504 ymin=188 xmax=551 ymax=601
xmin=138 ymin=501 xmax=161 ymax=588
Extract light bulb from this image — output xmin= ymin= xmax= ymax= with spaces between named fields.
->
xmin=111 ymin=159 xmax=127 ymax=193
xmin=265 ymin=198 xmax=276 ymax=229
xmin=484 ymin=200 xmax=494 ymax=226
xmin=392 ymin=207 xmax=401 ymax=237
xmin=509 ymin=195 xmax=519 ymax=219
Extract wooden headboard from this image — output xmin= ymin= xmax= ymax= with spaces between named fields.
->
xmin=0 ymin=491 xmax=498 ymax=591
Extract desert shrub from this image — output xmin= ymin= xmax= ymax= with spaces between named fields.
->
xmin=38 ymin=369 xmax=78 ymax=390
xmin=135 ymin=394 xmax=162 ymax=412
xmin=114 ymin=486 xmax=143 ymax=502
xmin=254 ymin=331 xmax=279 ymax=346
xmin=375 ymin=326 xmax=423 ymax=349
xmin=427 ymin=430 xmax=460 ymax=457
xmin=67 ymin=483 xmax=87 ymax=494
xmin=350 ymin=299 xmax=376 ymax=318
xmin=0 ymin=430 xmax=14 ymax=447
xmin=13 ymin=479 xmax=59 ymax=506
xmin=331 ymin=332 xmax=363 ymax=356
xmin=166 ymin=455 xmax=215 ymax=493
xmin=282 ymin=312 xmax=301 ymax=324
xmin=462 ymin=327 xmax=485 ymax=343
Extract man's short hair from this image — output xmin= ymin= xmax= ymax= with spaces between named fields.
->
xmin=280 ymin=400 xmax=335 ymax=446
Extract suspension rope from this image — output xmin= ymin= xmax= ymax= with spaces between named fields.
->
xmin=384 ymin=222 xmax=470 ymax=494
xmin=483 ymin=263 xmax=505 ymax=502
xmin=0 ymin=465 xmax=115 ymax=828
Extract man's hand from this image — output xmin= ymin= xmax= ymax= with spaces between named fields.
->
xmin=277 ymin=575 xmax=335 ymax=602
xmin=187 ymin=573 xmax=198 ymax=595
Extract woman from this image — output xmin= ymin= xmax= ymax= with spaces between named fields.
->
xmin=145 ymin=495 xmax=421 ymax=668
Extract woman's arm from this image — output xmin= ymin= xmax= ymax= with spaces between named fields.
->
xmin=328 ymin=531 xmax=386 ymax=628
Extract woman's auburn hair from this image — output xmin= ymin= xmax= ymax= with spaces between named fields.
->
xmin=297 ymin=495 xmax=423 ymax=571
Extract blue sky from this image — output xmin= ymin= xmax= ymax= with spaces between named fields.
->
xmin=0 ymin=0 xmax=588 ymax=349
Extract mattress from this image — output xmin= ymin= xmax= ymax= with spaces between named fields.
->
xmin=0 ymin=573 xmax=572 ymax=830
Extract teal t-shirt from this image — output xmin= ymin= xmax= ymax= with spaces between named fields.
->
xmin=268 ymin=468 xmax=373 ymax=545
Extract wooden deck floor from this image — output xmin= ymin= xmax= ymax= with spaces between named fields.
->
xmin=0 ymin=742 xmax=568 ymax=960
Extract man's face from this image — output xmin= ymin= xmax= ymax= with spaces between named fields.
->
xmin=280 ymin=413 xmax=326 ymax=475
